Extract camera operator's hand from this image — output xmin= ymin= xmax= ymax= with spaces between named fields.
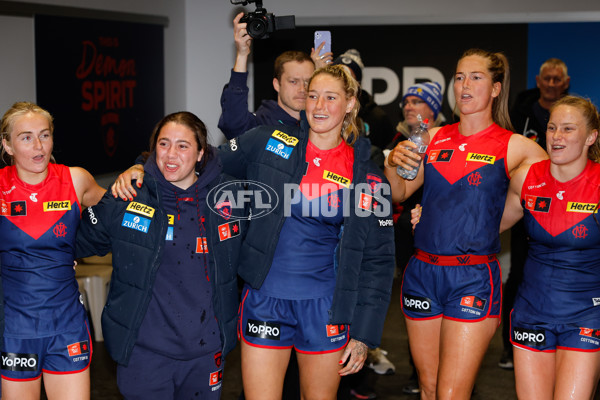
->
xmin=311 ymin=42 xmax=333 ymax=69
xmin=233 ymin=12 xmax=252 ymax=73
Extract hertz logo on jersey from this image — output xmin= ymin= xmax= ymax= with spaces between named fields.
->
xmin=43 ymin=201 xmax=71 ymax=211
xmin=126 ymin=202 xmax=155 ymax=218
xmin=271 ymin=130 xmax=299 ymax=146
xmin=323 ymin=170 xmax=351 ymax=188
xmin=466 ymin=153 xmax=496 ymax=164
xmin=566 ymin=202 xmax=599 ymax=213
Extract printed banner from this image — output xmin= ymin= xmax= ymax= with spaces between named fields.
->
xmin=35 ymin=14 xmax=164 ymax=174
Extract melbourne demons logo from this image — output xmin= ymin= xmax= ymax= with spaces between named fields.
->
xmin=328 ymin=193 xmax=341 ymax=208
xmin=215 ymin=201 xmax=231 ymax=220
xmin=467 ymin=171 xmax=482 ymax=186
xmin=572 ymin=224 xmax=588 ymax=239
xmin=366 ymin=173 xmax=382 ymax=193
xmin=53 ymin=222 xmax=67 ymax=238
xmin=214 ymin=351 xmax=222 ymax=367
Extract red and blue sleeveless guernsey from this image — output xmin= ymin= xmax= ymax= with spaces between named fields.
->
xmin=0 ymin=163 xmax=86 ymax=337
xmin=514 ymin=159 xmax=600 ymax=323
xmin=414 ymin=123 xmax=512 ymax=255
xmin=259 ymin=139 xmax=354 ymax=299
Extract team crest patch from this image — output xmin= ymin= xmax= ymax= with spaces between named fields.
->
xmin=265 ymin=138 xmax=293 ymax=159
xmin=366 ymin=173 xmax=382 ymax=193
xmin=121 ymin=213 xmax=151 ymax=233
xmin=216 ymin=201 xmax=232 ymax=220
xmin=214 ymin=351 xmax=222 ymax=367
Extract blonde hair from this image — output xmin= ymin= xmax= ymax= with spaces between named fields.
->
xmin=550 ymin=96 xmax=600 ymax=163
xmin=309 ymin=64 xmax=360 ymax=145
xmin=458 ymin=49 xmax=513 ymax=131
xmin=1 ymin=101 xmax=54 ymax=165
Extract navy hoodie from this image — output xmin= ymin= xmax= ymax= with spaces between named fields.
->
xmin=134 ymin=154 xmax=222 ymax=359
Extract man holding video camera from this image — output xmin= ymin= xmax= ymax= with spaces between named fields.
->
xmin=217 ymin=12 xmax=314 ymax=139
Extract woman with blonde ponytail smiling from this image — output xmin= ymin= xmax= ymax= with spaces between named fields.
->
xmin=219 ymin=64 xmax=395 ymax=400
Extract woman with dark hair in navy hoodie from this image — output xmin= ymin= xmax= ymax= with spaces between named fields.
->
xmin=76 ymin=112 xmax=245 ymax=400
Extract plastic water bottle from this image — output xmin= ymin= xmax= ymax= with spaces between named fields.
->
xmin=396 ymin=115 xmax=430 ymax=180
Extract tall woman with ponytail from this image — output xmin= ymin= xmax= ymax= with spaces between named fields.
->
xmin=501 ymin=95 xmax=600 ymax=399
xmin=384 ymin=49 xmax=548 ymax=399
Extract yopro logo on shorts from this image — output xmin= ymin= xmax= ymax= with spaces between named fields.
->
xmin=403 ymin=293 xmax=432 ymax=313
xmin=1 ymin=352 xmax=38 ymax=372
xmin=513 ymin=327 xmax=546 ymax=347
xmin=246 ymin=319 xmax=280 ymax=340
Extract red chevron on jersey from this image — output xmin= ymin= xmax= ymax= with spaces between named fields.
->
xmin=0 ymin=165 xmax=79 ymax=240
xmin=300 ymin=140 xmax=354 ymax=201
xmin=522 ymin=159 xmax=600 ymax=237
xmin=426 ymin=123 xmax=511 ymax=185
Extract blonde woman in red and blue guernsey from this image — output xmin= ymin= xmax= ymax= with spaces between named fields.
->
xmin=501 ymin=96 xmax=600 ymax=399
xmin=219 ymin=65 xmax=395 ymax=400
xmin=0 ymin=102 xmax=105 ymax=400
xmin=384 ymin=49 xmax=548 ymax=399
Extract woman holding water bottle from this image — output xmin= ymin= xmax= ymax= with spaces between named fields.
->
xmin=384 ymin=49 xmax=547 ymax=399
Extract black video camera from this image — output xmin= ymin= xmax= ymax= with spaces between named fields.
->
xmin=232 ymin=0 xmax=295 ymax=39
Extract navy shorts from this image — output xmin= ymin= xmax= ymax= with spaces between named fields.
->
xmin=239 ymin=285 xmax=349 ymax=354
xmin=1 ymin=321 xmax=92 ymax=381
xmin=401 ymin=250 xmax=502 ymax=322
xmin=117 ymin=345 xmax=224 ymax=400
xmin=510 ymin=309 xmax=600 ymax=352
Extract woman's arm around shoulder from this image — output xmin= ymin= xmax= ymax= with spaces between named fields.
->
xmin=70 ymin=166 xmax=106 ymax=208
xmin=217 ymin=125 xmax=272 ymax=178
xmin=507 ymin=134 xmax=548 ymax=178
xmin=500 ymin=163 xmax=531 ymax=233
